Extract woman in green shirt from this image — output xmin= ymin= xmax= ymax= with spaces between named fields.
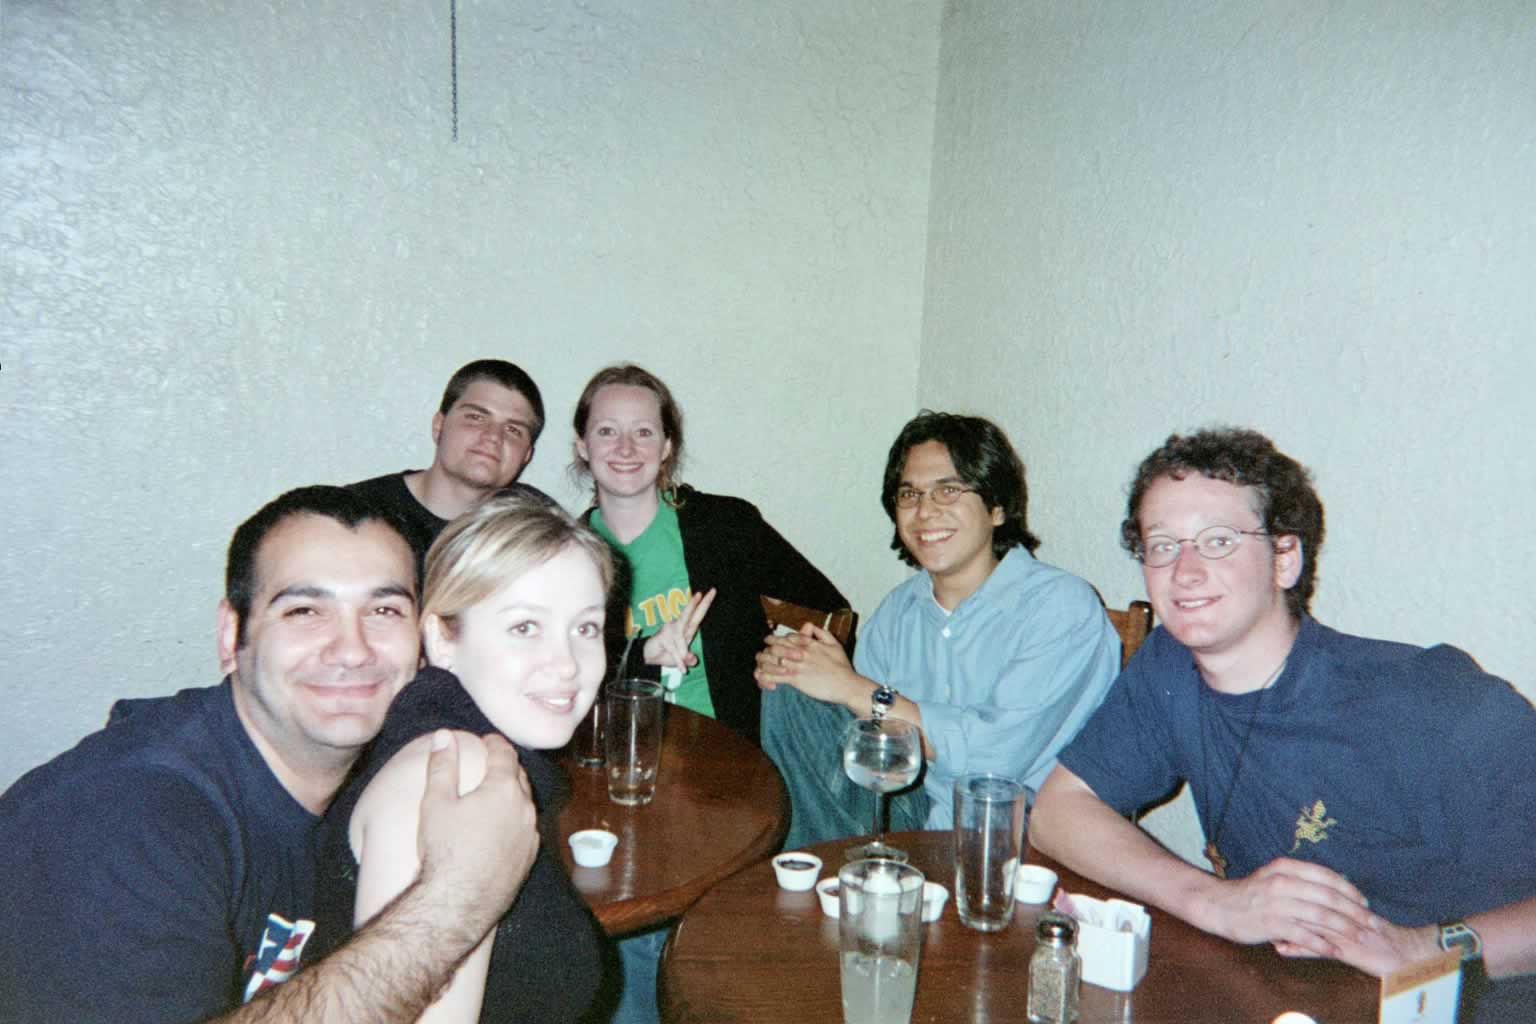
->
xmin=572 ymin=363 xmax=848 ymax=745
xmin=572 ymin=363 xmax=849 ymax=1024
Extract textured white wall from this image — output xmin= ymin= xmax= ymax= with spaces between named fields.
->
xmin=923 ymin=1 xmax=1536 ymax=858
xmin=0 ymin=1 xmax=940 ymax=788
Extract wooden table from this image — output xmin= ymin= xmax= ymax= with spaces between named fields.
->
xmin=558 ymin=705 xmax=789 ymax=936
xmin=660 ymin=830 xmax=1379 ymax=1023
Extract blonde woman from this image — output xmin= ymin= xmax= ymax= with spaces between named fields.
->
xmin=314 ymin=491 xmax=614 ymax=1023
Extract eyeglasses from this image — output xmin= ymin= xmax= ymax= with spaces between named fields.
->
xmin=893 ymin=483 xmax=978 ymax=510
xmin=1134 ymin=525 xmax=1270 ymax=567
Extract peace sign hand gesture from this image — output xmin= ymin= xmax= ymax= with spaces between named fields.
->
xmin=642 ymin=588 xmax=717 ymax=669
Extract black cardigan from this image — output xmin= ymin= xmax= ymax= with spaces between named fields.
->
xmin=589 ymin=486 xmax=848 ymax=744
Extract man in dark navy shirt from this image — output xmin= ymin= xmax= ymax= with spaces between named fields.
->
xmin=0 ymin=486 xmax=540 ymax=1023
xmin=1030 ymin=428 xmax=1536 ymax=1023
xmin=349 ymin=359 xmax=546 ymax=563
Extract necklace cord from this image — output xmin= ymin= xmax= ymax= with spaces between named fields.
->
xmin=1201 ymin=656 xmax=1288 ymax=873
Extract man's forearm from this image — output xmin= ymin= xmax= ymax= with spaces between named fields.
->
xmin=212 ymin=878 xmax=488 ymax=1024
xmin=1033 ymin=767 xmax=1382 ymax=960
xmin=1031 ymin=768 xmax=1218 ymax=931
xmin=834 ymin=672 xmax=935 ymax=762
xmin=1470 ymin=896 xmax=1536 ymax=980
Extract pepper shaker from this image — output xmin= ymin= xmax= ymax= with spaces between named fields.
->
xmin=1027 ymin=912 xmax=1081 ymax=1024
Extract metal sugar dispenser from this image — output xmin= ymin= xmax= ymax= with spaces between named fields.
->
xmin=1027 ymin=911 xmax=1081 ymax=1024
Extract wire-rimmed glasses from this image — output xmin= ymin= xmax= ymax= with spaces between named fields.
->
xmin=1134 ymin=525 xmax=1271 ymax=567
xmin=893 ymin=483 xmax=977 ymax=509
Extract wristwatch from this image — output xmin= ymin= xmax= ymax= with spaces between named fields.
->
xmin=1438 ymin=920 xmax=1483 ymax=961
xmin=870 ymin=685 xmax=897 ymax=721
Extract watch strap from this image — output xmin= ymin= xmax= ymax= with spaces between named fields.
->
xmin=1438 ymin=920 xmax=1483 ymax=960
xmin=871 ymin=685 xmax=897 ymax=721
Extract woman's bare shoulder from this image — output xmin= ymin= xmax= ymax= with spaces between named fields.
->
xmin=350 ymin=730 xmax=491 ymax=839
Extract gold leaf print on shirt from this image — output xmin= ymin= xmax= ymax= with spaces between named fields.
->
xmin=1290 ymin=800 xmax=1338 ymax=852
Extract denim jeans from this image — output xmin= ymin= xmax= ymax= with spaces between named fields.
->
xmin=605 ymin=923 xmax=669 ymax=1024
xmin=759 ymin=684 xmax=929 ymax=851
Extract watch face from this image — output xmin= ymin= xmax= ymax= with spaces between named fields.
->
xmin=872 ymin=687 xmax=895 ymax=718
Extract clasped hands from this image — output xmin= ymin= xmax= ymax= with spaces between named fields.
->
xmin=754 ymin=622 xmax=862 ymax=706
xmin=1205 ymin=856 xmax=1437 ymax=977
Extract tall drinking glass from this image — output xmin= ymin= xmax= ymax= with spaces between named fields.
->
xmin=568 ymin=680 xmax=605 ymax=768
xmin=841 ymin=717 xmax=922 ymax=861
xmin=605 ymin=678 xmax=665 ymax=806
xmin=577 ymin=634 xmax=640 ymax=767
xmin=839 ymin=858 xmax=925 ymax=1024
xmin=952 ymin=773 xmax=1027 ymax=932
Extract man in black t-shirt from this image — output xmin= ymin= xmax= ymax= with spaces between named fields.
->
xmin=350 ymin=359 xmax=546 ymax=561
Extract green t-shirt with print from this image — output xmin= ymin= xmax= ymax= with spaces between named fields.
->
xmin=591 ymin=502 xmax=715 ymax=718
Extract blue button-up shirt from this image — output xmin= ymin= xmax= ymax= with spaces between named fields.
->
xmin=854 ymin=547 xmax=1120 ymax=829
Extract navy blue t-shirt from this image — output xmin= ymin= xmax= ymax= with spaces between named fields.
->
xmin=0 ymin=681 xmax=320 ymax=1023
xmin=1061 ymin=617 xmax=1536 ymax=1021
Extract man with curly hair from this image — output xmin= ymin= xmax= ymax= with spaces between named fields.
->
xmin=1031 ymin=427 xmax=1536 ymax=1022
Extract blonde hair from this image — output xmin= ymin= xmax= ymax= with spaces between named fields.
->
xmin=422 ymin=490 xmax=615 ymax=637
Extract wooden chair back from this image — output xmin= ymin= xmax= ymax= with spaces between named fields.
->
xmin=760 ymin=595 xmax=857 ymax=649
xmin=1104 ymin=599 xmax=1154 ymax=669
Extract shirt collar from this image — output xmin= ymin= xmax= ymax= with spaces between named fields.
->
xmin=918 ymin=545 xmax=1035 ymax=620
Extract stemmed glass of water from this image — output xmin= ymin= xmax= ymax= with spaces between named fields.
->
xmin=841 ymin=717 xmax=922 ymax=861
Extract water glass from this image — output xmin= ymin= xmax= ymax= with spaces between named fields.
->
xmin=569 ymin=686 xmax=605 ymax=767
xmin=952 ymin=773 xmax=1028 ymax=932
xmin=604 ymin=678 xmax=665 ymax=805
xmin=841 ymin=716 xmax=922 ymax=862
xmin=839 ymin=858 xmax=925 ymax=1024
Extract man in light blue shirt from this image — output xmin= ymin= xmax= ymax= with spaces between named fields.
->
xmin=758 ymin=411 xmax=1119 ymax=832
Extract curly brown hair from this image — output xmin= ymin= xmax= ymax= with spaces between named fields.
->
xmin=1121 ymin=428 xmax=1325 ymax=617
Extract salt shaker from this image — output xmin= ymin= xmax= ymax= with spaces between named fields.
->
xmin=1027 ymin=912 xmax=1081 ymax=1024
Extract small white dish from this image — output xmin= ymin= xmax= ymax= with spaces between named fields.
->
xmin=816 ymin=877 xmax=840 ymax=917
xmin=568 ymin=829 xmax=618 ymax=868
xmin=772 ymin=851 xmax=823 ymax=891
xmin=921 ymin=881 xmax=949 ymax=922
xmin=1014 ymin=864 xmax=1058 ymax=904
xmin=1271 ymin=1015 xmax=1318 ymax=1024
